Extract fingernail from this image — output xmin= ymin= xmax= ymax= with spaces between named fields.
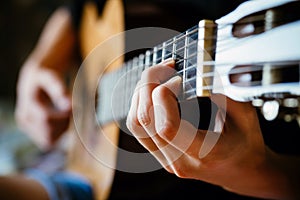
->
xmin=161 ymin=58 xmax=175 ymax=66
xmin=168 ymin=75 xmax=182 ymax=84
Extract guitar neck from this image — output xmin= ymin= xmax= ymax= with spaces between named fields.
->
xmin=97 ymin=20 xmax=216 ymax=124
xmin=97 ymin=1 xmax=300 ymax=124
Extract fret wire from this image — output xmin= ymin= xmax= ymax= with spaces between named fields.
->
xmin=139 ymin=54 xmax=145 ymax=71
xmin=145 ymin=50 xmax=150 ymax=68
xmin=115 ymin=66 xmax=121 ymax=119
xmin=126 ymin=62 xmax=130 ymax=117
xmin=156 ymin=44 xmax=163 ymax=64
xmin=153 ymin=46 xmax=158 ymax=65
xmin=137 ymin=54 xmax=145 ymax=89
xmin=132 ymin=57 xmax=139 ymax=93
xmin=132 ymin=57 xmax=138 ymax=68
xmin=172 ymin=37 xmax=176 ymax=59
xmin=162 ymin=42 xmax=166 ymax=61
xmin=182 ymin=31 xmax=189 ymax=97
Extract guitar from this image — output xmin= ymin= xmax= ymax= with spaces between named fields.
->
xmin=66 ymin=0 xmax=300 ymax=200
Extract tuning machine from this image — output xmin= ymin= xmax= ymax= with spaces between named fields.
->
xmin=252 ymin=96 xmax=300 ymax=126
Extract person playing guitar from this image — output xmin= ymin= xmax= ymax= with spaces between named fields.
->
xmin=2 ymin=0 xmax=299 ymax=200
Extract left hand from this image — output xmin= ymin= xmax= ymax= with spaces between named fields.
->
xmin=126 ymin=60 xmax=291 ymax=199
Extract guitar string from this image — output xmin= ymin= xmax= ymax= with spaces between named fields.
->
xmin=182 ymin=62 xmax=300 ymax=82
xmin=143 ymin=10 xmax=300 ymax=64
xmin=109 ymin=58 xmax=300 ymax=100
xmin=100 ymin=5 xmax=300 ymax=118
xmin=141 ymin=25 xmax=271 ymax=66
xmin=182 ymin=78 xmax=299 ymax=97
xmin=104 ymin=16 xmax=299 ymax=96
xmin=151 ymin=11 xmax=287 ymax=56
xmin=121 ymin=60 xmax=299 ymax=86
xmin=110 ymin=60 xmax=299 ymax=104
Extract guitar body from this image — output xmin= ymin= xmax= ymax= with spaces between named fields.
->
xmin=66 ymin=1 xmax=124 ymax=200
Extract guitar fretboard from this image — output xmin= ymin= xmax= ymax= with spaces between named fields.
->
xmin=97 ymin=20 xmax=216 ymax=124
xmin=96 ymin=1 xmax=300 ymax=125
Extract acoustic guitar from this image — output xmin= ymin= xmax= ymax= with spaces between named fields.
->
xmin=66 ymin=0 xmax=300 ymax=199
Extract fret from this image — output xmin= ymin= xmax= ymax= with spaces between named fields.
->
xmin=131 ymin=57 xmax=139 ymax=99
xmin=156 ymin=45 xmax=163 ymax=64
xmin=146 ymin=50 xmax=153 ymax=68
xmin=153 ymin=46 xmax=158 ymax=65
xmin=184 ymin=27 xmax=199 ymax=99
xmin=123 ymin=61 xmax=131 ymax=119
xmin=173 ymin=32 xmax=186 ymax=101
xmin=117 ymin=65 xmax=123 ymax=119
xmin=172 ymin=37 xmax=176 ymax=59
xmin=162 ymin=42 xmax=166 ymax=61
xmin=183 ymin=31 xmax=188 ymax=99
xmin=145 ymin=50 xmax=151 ymax=68
xmin=164 ymin=38 xmax=174 ymax=60
xmin=174 ymin=32 xmax=186 ymax=72
xmin=132 ymin=57 xmax=139 ymax=68
xmin=138 ymin=54 xmax=145 ymax=77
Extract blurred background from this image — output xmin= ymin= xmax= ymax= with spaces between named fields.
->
xmin=0 ymin=0 xmax=70 ymax=175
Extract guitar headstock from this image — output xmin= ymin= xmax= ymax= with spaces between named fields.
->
xmin=212 ymin=0 xmax=300 ymax=124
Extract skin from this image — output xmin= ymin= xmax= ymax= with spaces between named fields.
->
xmin=4 ymin=2 xmax=300 ymax=200
xmin=0 ymin=7 xmax=76 ymax=200
xmin=15 ymin=7 xmax=75 ymax=150
xmin=0 ymin=176 xmax=50 ymax=200
xmin=126 ymin=60 xmax=300 ymax=200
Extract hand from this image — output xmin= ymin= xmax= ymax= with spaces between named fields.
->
xmin=15 ymin=62 xmax=71 ymax=150
xmin=126 ymin=60 xmax=297 ymax=199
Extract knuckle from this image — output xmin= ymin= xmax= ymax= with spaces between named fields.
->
xmin=126 ymin=115 xmax=141 ymax=133
xmin=140 ymin=67 xmax=155 ymax=81
xmin=164 ymin=166 xmax=174 ymax=174
xmin=137 ymin=110 xmax=150 ymax=126
xmin=157 ymin=120 xmax=178 ymax=141
xmin=173 ymin=165 xmax=189 ymax=178
xmin=152 ymin=85 xmax=169 ymax=101
xmin=137 ymin=102 xmax=153 ymax=127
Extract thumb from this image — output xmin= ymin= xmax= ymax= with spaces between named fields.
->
xmin=38 ymin=69 xmax=71 ymax=111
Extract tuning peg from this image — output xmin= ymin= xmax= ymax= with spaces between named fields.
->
xmin=261 ymin=100 xmax=280 ymax=121
xmin=283 ymin=98 xmax=299 ymax=108
xmin=252 ymin=99 xmax=264 ymax=107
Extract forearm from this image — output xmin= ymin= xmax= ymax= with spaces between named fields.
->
xmin=27 ymin=7 xmax=76 ymax=73
xmin=0 ymin=175 xmax=49 ymax=200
